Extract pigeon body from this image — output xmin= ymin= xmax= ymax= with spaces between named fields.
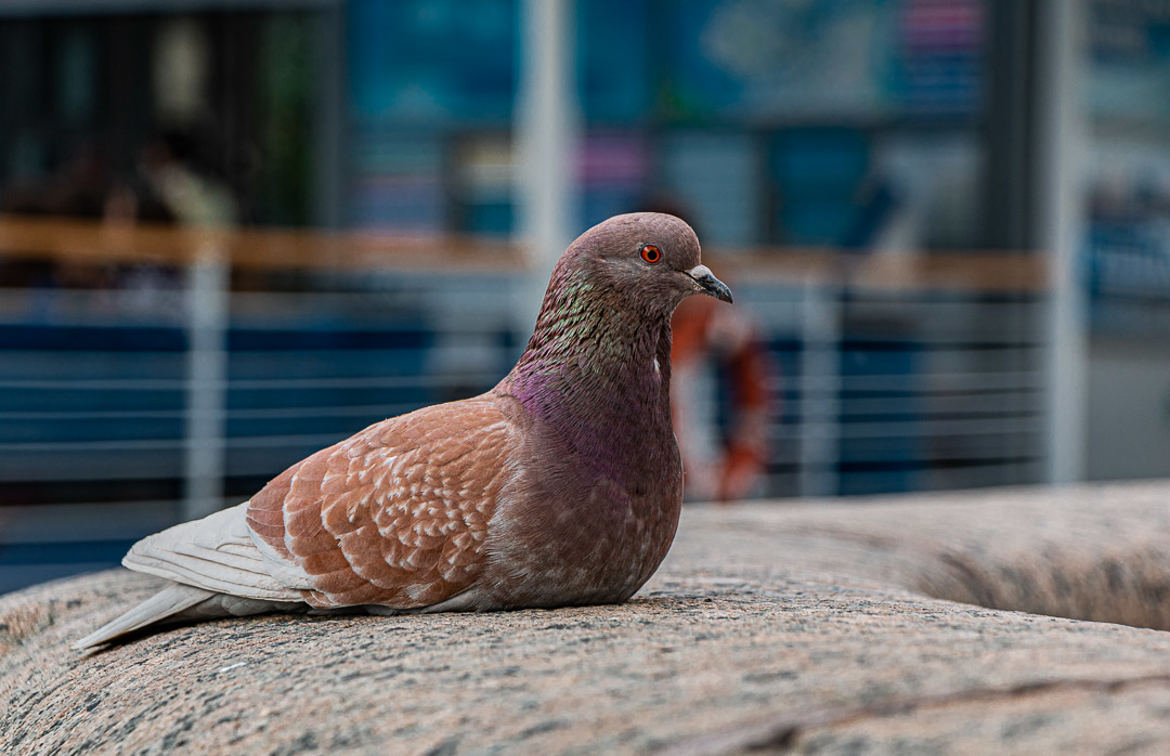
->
xmin=76 ymin=212 xmax=732 ymax=649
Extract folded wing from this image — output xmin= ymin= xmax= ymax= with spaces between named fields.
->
xmin=123 ymin=502 xmax=307 ymax=601
xmin=246 ymin=395 xmax=513 ymax=609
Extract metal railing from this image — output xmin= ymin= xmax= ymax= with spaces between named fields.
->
xmin=0 ymin=215 xmax=1048 ymax=592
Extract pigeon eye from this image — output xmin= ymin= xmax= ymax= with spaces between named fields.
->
xmin=640 ymin=244 xmax=662 ymax=264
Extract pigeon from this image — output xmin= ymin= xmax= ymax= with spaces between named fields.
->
xmin=75 ymin=212 xmax=732 ymax=649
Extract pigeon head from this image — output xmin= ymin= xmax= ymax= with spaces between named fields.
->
xmin=512 ymin=212 xmax=732 ymax=406
xmin=552 ymin=212 xmax=732 ymax=314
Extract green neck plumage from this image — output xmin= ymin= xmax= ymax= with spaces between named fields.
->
xmin=505 ymin=266 xmax=672 ymax=424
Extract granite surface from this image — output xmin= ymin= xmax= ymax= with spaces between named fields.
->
xmin=3 ymin=481 xmax=1170 ymax=754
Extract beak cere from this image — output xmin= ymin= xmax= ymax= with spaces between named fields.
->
xmin=686 ymin=265 xmax=734 ymax=304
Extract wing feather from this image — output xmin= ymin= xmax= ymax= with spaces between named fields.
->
xmin=245 ymin=395 xmax=512 ymax=609
xmin=123 ymin=503 xmax=306 ymax=600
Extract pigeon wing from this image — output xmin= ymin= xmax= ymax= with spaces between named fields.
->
xmin=246 ymin=395 xmax=513 ymax=609
xmin=122 ymin=502 xmax=306 ymax=601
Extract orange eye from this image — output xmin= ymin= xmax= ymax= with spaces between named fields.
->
xmin=640 ymin=244 xmax=662 ymax=264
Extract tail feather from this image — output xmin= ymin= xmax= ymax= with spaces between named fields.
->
xmin=73 ymin=583 xmax=214 ymax=650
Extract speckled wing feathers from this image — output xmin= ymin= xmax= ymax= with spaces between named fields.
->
xmin=246 ymin=396 xmax=511 ymax=610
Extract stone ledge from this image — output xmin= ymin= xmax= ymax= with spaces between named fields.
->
xmin=3 ymin=481 xmax=1170 ymax=754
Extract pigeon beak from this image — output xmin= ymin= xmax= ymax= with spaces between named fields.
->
xmin=686 ymin=265 xmax=734 ymax=304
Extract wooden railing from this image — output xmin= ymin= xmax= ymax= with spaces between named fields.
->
xmin=0 ymin=214 xmax=1047 ymax=292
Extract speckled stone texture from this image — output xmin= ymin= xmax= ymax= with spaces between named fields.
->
xmin=4 ymin=481 xmax=1170 ymax=754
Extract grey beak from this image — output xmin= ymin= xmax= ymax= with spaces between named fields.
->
xmin=687 ymin=264 xmax=734 ymax=304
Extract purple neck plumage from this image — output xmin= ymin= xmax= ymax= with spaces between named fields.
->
xmin=499 ymin=263 xmax=675 ymax=478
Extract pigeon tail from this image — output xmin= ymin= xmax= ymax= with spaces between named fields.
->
xmin=74 ymin=584 xmax=307 ymax=650
xmin=73 ymin=583 xmax=215 ymax=650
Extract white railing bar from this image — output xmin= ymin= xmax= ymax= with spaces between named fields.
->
xmin=0 ymin=346 xmax=498 ymax=359
xmin=0 ymin=403 xmax=424 ymax=421
xmin=769 ymin=448 xmax=1042 ymax=467
xmin=837 ymin=372 xmax=1045 ymax=390
xmin=0 ymin=433 xmax=349 ymax=453
xmin=49 ymin=395 xmax=1093 ymax=429
xmin=7 ymin=421 xmax=1039 ymax=455
xmin=771 ymin=416 xmax=1042 ymax=440
xmin=0 ymin=373 xmax=502 ymax=391
xmin=797 ymin=281 xmax=840 ymax=497
xmin=777 ymin=396 xmax=1040 ymax=416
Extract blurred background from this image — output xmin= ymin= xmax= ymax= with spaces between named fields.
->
xmin=0 ymin=0 xmax=1167 ymax=593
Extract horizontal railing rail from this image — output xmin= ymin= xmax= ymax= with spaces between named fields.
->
xmin=0 ymin=213 xmax=1047 ymax=289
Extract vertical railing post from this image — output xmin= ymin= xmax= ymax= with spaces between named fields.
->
xmin=515 ymin=0 xmax=578 ymax=335
xmin=798 ymin=278 xmax=841 ymax=498
xmin=1036 ymin=0 xmax=1088 ymax=484
xmin=183 ymin=241 xmax=229 ymax=520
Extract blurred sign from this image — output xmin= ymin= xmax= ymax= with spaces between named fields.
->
xmin=1086 ymin=0 xmax=1170 ymax=309
xmin=348 ymin=0 xmax=516 ymax=126
xmin=658 ymin=0 xmax=982 ymax=122
xmin=1089 ymin=0 xmax=1170 ymax=123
